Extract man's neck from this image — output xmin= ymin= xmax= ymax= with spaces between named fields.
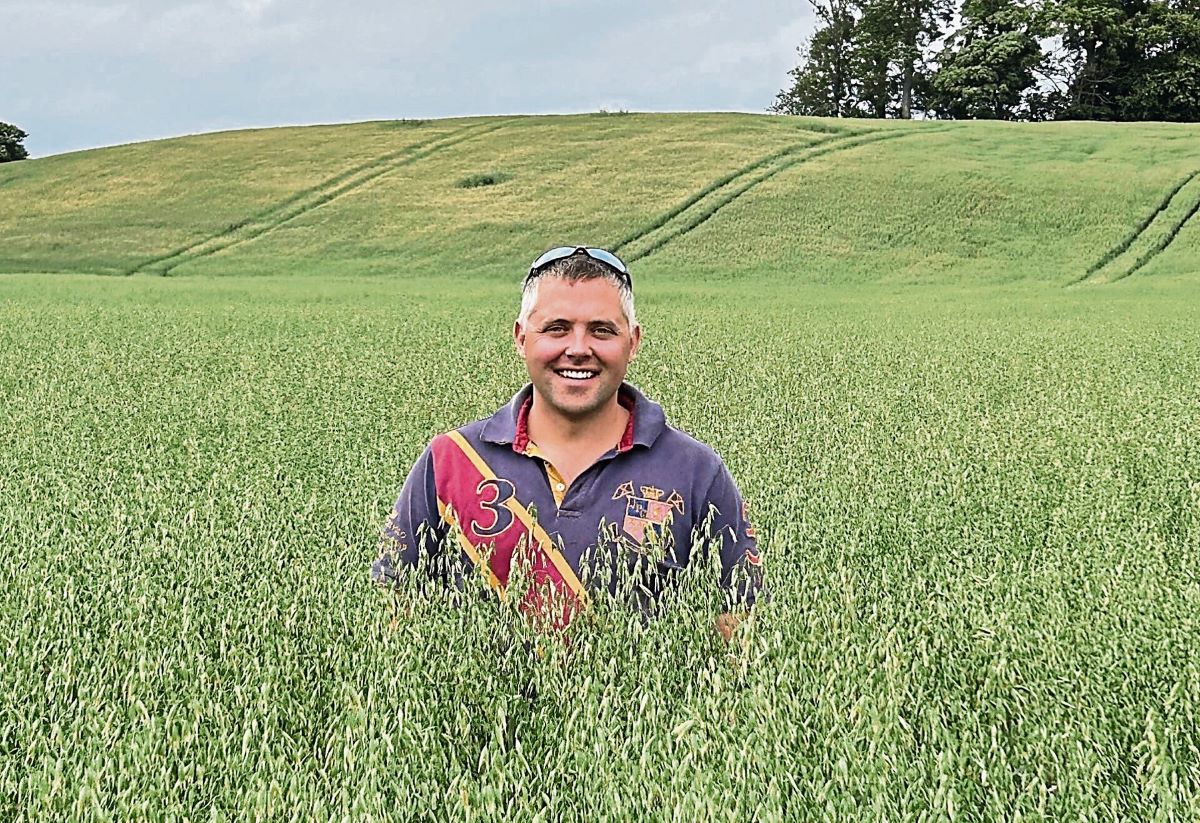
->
xmin=527 ymin=392 xmax=628 ymax=452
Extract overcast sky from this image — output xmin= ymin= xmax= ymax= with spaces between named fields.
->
xmin=3 ymin=0 xmax=816 ymax=157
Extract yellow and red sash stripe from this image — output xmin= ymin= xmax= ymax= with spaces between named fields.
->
xmin=431 ymin=430 xmax=589 ymax=627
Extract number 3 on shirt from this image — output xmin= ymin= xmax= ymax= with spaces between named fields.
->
xmin=471 ymin=478 xmax=515 ymax=538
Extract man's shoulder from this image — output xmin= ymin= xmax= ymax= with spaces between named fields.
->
xmin=426 ymin=417 xmax=493 ymax=450
xmin=646 ymin=422 xmax=728 ymax=474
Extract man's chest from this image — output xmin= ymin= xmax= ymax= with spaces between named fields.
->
xmin=439 ymin=444 xmax=701 ymax=564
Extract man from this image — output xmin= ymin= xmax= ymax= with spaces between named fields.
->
xmin=372 ymin=246 xmax=763 ymax=639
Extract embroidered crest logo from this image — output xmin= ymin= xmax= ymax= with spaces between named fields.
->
xmin=612 ymin=481 xmax=684 ymax=545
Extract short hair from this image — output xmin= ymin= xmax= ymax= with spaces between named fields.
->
xmin=518 ymin=255 xmax=637 ymax=328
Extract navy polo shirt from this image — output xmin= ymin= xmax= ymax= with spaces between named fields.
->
xmin=373 ymin=383 xmax=764 ymax=613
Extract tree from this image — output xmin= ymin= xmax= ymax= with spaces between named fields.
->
xmin=856 ymin=0 xmax=955 ymax=117
xmin=897 ymin=0 xmax=956 ymax=117
xmin=1048 ymin=0 xmax=1200 ymax=120
xmin=772 ymin=0 xmax=864 ymax=117
xmin=1116 ymin=0 xmax=1200 ymax=120
xmin=853 ymin=2 xmax=900 ymax=116
xmin=930 ymin=0 xmax=1048 ymax=119
xmin=772 ymin=0 xmax=949 ymax=119
xmin=1053 ymin=0 xmax=1143 ymax=119
xmin=0 ymin=122 xmax=29 ymax=162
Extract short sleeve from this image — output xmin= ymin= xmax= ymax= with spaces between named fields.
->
xmin=704 ymin=461 xmax=765 ymax=609
xmin=371 ymin=444 xmax=445 ymax=586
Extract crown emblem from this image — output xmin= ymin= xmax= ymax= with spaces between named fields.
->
xmin=612 ymin=480 xmax=687 ymax=549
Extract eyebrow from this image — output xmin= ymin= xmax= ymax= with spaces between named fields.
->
xmin=539 ymin=318 xmax=621 ymax=327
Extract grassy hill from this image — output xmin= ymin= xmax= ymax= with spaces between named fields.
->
xmin=3 ymin=113 xmax=1199 ymax=284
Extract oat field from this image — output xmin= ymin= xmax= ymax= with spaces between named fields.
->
xmin=1 ymin=114 xmax=1199 ymax=820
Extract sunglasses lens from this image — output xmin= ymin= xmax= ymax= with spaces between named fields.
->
xmin=583 ymin=248 xmax=628 ymax=275
xmin=529 ymin=246 xmax=577 ymax=274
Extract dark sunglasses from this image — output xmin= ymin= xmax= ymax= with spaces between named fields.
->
xmin=525 ymin=246 xmax=632 ymax=289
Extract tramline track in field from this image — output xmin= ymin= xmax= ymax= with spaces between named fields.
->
xmin=1073 ymin=169 xmax=1200 ymax=286
xmin=127 ymin=121 xmax=512 ymax=276
xmin=611 ymin=128 xmax=948 ymax=264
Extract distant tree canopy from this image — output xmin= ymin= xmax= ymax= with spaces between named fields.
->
xmin=773 ymin=0 xmax=1200 ymax=121
xmin=0 ymin=122 xmax=29 ymax=162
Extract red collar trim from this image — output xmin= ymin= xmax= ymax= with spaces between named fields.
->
xmin=514 ymin=391 xmax=638 ymax=454
xmin=513 ymin=395 xmax=533 ymax=453
xmin=616 ymin=391 xmax=636 ymax=452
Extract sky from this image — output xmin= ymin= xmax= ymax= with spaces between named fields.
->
xmin=3 ymin=0 xmax=817 ymax=158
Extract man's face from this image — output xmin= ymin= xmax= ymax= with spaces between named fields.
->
xmin=515 ymin=276 xmax=641 ymax=422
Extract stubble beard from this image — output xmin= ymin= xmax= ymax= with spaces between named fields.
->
xmin=534 ymin=369 xmax=623 ymax=424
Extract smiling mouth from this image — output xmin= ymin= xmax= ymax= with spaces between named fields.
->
xmin=554 ymin=368 xmax=599 ymax=381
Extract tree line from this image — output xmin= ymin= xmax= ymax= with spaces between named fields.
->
xmin=773 ymin=0 xmax=1200 ymax=121
xmin=0 ymin=122 xmax=29 ymax=162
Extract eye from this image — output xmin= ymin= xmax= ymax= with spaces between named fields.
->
xmin=542 ymin=323 xmax=567 ymax=334
xmin=593 ymin=326 xmax=617 ymax=337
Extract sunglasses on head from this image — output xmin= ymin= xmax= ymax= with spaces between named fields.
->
xmin=525 ymin=246 xmax=632 ymax=289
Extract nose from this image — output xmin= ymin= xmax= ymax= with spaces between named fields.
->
xmin=564 ymin=328 xmax=591 ymax=358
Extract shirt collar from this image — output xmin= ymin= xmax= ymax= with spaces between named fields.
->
xmin=480 ymin=382 xmax=666 ymax=453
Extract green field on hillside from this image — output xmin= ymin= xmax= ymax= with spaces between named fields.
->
xmin=3 ymin=113 xmax=1200 ymax=283
xmin=2 ymin=115 xmax=1199 ymax=819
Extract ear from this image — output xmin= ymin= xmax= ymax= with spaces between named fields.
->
xmin=629 ymin=324 xmax=642 ymax=360
xmin=514 ymin=319 xmax=526 ymax=357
